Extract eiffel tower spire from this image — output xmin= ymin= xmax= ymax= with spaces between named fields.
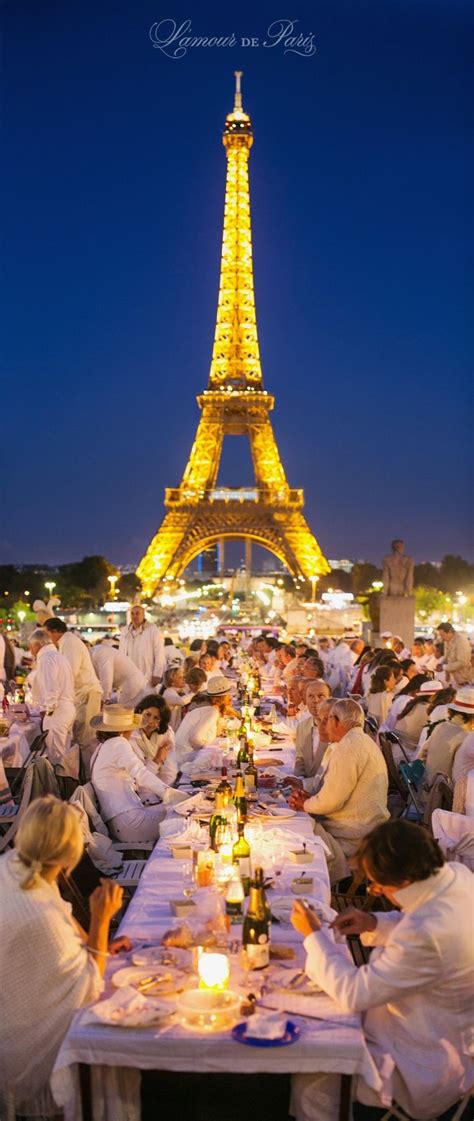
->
xmin=137 ymin=76 xmax=329 ymax=595
xmin=208 ymin=71 xmax=262 ymax=389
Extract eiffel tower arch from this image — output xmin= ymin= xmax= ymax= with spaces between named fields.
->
xmin=137 ymin=73 xmax=329 ymax=596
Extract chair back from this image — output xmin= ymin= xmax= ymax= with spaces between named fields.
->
xmin=424 ymin=773 xmax=453 ymax=825
xmin=379 ymin=733 xmax=409 ymax=799
xmin=0 ymin=765 xmax=34 ymax=853
xmin=364 ymin=715 xmax=379 ymax=740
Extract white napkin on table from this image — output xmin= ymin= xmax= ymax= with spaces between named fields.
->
xmin=81 ymin=986 xmax=173 ymax=1028
xmin=245 ymin=1011 xmax=287 ymax=1040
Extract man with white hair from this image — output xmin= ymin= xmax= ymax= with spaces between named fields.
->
xmin=119 ymin=605 xmax=165 ymax=688
xmin=28 ymin=629 xmax=76 ymax=765
xmin=289 ymin=698 xmax=389 ymax=882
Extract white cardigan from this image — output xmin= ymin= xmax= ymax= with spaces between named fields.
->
xmin=0 ymin=852 xmax=102 ymax=1116
xmin=91 ymin=734 xmax=170 ymax=820
xmin=302 ymin=863 xmax=474 ymax=1118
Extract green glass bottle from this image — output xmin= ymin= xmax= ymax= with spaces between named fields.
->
xmin=237 ymin=736 xmax=250 ymax=769
xmin=209 ymin=791 xmax=226 ymax=851
xmin=244 ymin=744 xmax=258 ymax=794
xmin=232 ymin=822 xmax=251 ymax=894
xmin=233 ymin=770 xmax=248 ymax=824
xmin=242 ymin=866 xmax=270 ymax=969
xmin=216 ymin=765 xmax=232 ymax=805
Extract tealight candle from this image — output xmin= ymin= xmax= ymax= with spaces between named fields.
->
xmin=198 ymin=952 xmax=230 ymax=991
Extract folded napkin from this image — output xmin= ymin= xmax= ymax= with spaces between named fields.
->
xmin=181 ymin=749 xmax=223 ymax=775
xmin=173 ymin=790 xmax=208 ymax=816
xmin=245 ymin=1011 xmax=287 ymax=1040
xmin=82 ymin=986 xmax=173 ymax=1028
xmin=162 ymin=818 xmax=209 ymax=846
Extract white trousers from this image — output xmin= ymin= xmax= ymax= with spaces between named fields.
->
xmin=290 ymin=1072 xmax=341 ymax=1121
xmin=43 ymin=700 xmax=75 ymax=766
xmin=73 ymin=688 xmax=103 ymax=748
xmin=108 ymin=805 xmax=166 ymax=842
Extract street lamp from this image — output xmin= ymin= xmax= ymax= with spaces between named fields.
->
xmin=107 ymin=574 xmax=119 ymax=601
xmin=309 ymin=574 xmax=319 ymax=603
xmin=45 ymin=581 xmax=56 ymax=599
xmin=17 ymin=610 xmax=25 ymax=624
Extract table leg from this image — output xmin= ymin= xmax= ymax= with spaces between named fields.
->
xmin=79 ymin=1063 xmax=93 ymax=1121
xmin=339 ymin=1074 xmax=352 ymax=1121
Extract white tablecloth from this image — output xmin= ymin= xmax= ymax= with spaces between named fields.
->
xmin=0 ymin=717 xmax=41 ymax=766
xmin=52 ymin=778 xmax=380 ymax=1121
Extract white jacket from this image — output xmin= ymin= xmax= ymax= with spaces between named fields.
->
xmin=30 ymin=645 xmax=75 ymax=712
xmin=91 ymin=735 xmax=171 ymax=821
xmin=302 ymin=727 xmax=389 ymax=843
xmin=174 ymin=705 xmax=219 ymax=764
xmin=303 ymin=863 xmax=474 ymax=1118
xmin=91 ymin=645 xmax=147 ymax=706
xmin=119 ymin=622 xmax=165 ymax=683
xmin=58 ymin=632 xmax=102 ymax=703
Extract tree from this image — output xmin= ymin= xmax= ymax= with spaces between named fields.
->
xmin=439 ymin=555 xmax=474 ymax=595
xmin=414 ymin=562 xmax=442 ymax=589
xmin=58 ymin=556 xmax=115 ymax=604
xmin=415 ymin=585 xmax=451 ymax=621
xmin=351 ymin=563 xmax=383 ymax=595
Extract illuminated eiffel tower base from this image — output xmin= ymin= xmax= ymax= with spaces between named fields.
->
xmin=137 ymin=74 xmax=329 ymax=596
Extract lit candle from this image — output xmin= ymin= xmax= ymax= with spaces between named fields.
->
xmin=198 ymin=952 xmax=230 ymax=991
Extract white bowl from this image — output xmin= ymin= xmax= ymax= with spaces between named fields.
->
xmin=178 ymin=988 xmax=241 ymax=1032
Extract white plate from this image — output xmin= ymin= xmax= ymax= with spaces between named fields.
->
xmin=266 ymin=807 xmax=296 ymax=819
xmin=131 ymin=946 xmax=191 ymax=969
xmin=112 ymin=965 xmax=188 ymax=996
xmin=91 ymin=996 xmax=173 ymax=1027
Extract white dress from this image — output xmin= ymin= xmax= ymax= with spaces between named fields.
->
xmin=0 ymin=851 xmax=102 ymax=1119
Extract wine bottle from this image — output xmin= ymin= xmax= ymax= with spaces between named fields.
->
xmin=232 ymin=822 xmax=251 ymax=894
xmin=233 ymin=770 xmax=248 ymax=824
xmin=216 ymin=766 xmax=232 ymax=806
xmin=226 ymin=867 xmax=244 ymax=923
xmin=209 ymin=791 xmax=226 ymax=850
xmin=244 ymin=744 xmax=258 ymax=793
xmin=237 ymin=737 xmax=250 ymax=769
xmin=242 ymin=866 xmax=270 ymax=969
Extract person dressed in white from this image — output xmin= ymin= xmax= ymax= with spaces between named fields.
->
xmin=285 ymin=699 xmax=335 ymax=799
xmin=288 ymin=699 xmax=389 ymax=882
xmin=163 ymin=636 xmax=185 ymax=670
xmin=28 ymin=629 xmax=76 ymax=765
xmin=44 ymin=618 xmax=102 ymax=748
xmin=290 ymin=820 xmax=474 ymax=1121
xmin=0 ymin=796 xmax=123 ymax=1121
xmin=91 ymin=640 xmax=147 ymax=707
xmin=132 ymin=694 xmax=178 ymax=788
xmin=293 ymin=681 xmax=332 ymax=780
xmin=90 ymin=707 xmax=177 ymax=842
xmin=161 ymin=665 xmax=196 ymax=731
xmin=366 ymin=665 xmax=397 ymax=726
xmin=119 ymin=604 xmax=165 ymax=687
xmin=174 ymin=677 xmax=233 ymax=765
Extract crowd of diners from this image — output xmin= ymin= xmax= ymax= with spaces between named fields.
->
xmin=0 ymin=617 xmax=473 ymax=1121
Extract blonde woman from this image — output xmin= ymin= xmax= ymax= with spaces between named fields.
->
xmin=0 ymin=796 xmax=123 ymax=1119
xmin=161 ymin=665 xmax=196 ymax=731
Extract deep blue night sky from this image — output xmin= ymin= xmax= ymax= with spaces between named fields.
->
xmin=2 ymin=0 xmax=472 ymax=567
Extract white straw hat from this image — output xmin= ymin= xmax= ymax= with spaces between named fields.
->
xmin=448 ymin=686 xmax=474 ymax=715
xmin=206 ymin=676 xmax=231 ymax=697
xmin=90 ymin=706 xmax=142 ymax=733
xmin=417 ymin=680 xmax=444 ymax=695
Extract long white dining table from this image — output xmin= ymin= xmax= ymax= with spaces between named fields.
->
xmin=52 ymin=732 xmax=381 ymax=1121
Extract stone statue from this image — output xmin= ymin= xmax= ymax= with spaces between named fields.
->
xmin=382 ymin=539 xmax=414 ymax=597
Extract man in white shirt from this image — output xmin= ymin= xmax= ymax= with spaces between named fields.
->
xmin=437 ymin=622 xmax=473 ymax=686
xmin=290 ymin=820 xmax=474 ymax=1121
xmin=293 ymin=682 xmax=332 ymax=781
xmin=91 ymin=641 xmax=147 ymax=708
xmin=174 ymin=676 xmax=233 ymax=765
xmin=119 ymin=605 xmax=165 ymax=687
xmin=44 ymin=619 xmax=102 ymax=748
xmin=28 ymin=629 xmax=76 ymax=764
xmin=289 ymin=699 xmax=389 ymax=882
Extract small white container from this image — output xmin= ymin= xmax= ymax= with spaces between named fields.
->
xmin=171 ymin=843 xmax=192 ymax=860
xmin=179 ymin=988 xmax=241 ymax=1032
xmin=291 ymin=875 xmax=314 ymax=895
xmin=288 ymin=849 xmax=313 ymax=865
xmin=169 ymin=898 xmax=196 ymax=918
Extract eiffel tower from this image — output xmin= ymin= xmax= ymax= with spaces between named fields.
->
xmin=137 ymin=73 xmax=329 ymax=596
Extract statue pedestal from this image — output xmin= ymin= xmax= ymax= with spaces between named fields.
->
xmin=379 ymin=595 xmax=415 ymax=649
